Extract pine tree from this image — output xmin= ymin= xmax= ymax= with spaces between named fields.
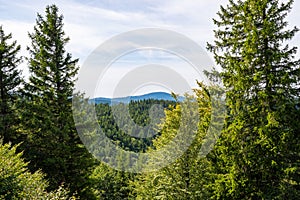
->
xmin=21 ymin=5 xmax=94 ymax=198
xmin=207 ymin=0 xmax=300 ymax=198
xmin=0 ymin=26 xmax=23 ymax=144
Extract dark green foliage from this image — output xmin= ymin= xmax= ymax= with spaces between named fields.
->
xmin=207 ymin=0 xmax=300 ymax=198
xmin=96 ymin=99 xmax=176 ymax=152
xmin=128 ymin=99 xmax=175 ymax=127
xmin=0 ymin=26 xmax=23 ymax=145
xmin=20 ymin=5 xmax=95 ymax=198
xmin=89 ymin=99 xmax=176 ymax=199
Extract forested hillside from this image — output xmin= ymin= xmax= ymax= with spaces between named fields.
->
xmin=96 ymin=99 xmax=176 ymax=152
xmin=0 ymin=0 xmax=299 ymax=199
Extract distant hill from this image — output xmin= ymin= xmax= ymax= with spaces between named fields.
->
xmin=90 ymin=92 xmax=184 ymax=105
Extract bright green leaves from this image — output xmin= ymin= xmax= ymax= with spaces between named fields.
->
xmin=0 ymin=141 xmax=74 ymax=199
xmin=132 ymin=83 xmax=215 ymax=199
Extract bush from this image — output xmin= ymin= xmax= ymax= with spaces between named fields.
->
xmin=0 ymin=141 xmax=75 ymax=199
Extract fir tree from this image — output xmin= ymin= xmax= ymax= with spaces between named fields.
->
xmin=21 ymin=5 xmax=94 ymax=198
xmin=0 ymin=25 xmax=23 ymax=145
xmin=207 ymin=0 xmax=300 ymax=198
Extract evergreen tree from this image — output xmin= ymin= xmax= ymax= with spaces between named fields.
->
xmin=207 ymin=0 xmax=300 ymax=198
xmin=0 ymin=26 xmax=23 ymax=144
xmin=21 ymin=5 xmax=94 ymax=198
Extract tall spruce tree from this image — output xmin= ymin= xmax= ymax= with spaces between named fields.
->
xmin=208 ymin=0 xmax=300 ymax=198
xmin=0 ymin=26 xmax=23 ymax=145
xmin=22 ymin=5 xmax=94 ymax=198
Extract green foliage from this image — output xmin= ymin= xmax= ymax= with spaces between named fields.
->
xmin=1 ymin=2 xmax=299 ymax=199
xmin=90 ymin=163 xmax=134 ymax=200
xmin=0 ymin=141 xmax=74 ymax=199
xmin=0 ymin=26 xmax=23 ymax=145
xmin=88 ymin=99 xmax=176 ymax=199
xmin=132 ymin=83 xmax=218 ymax=199
xmin=95 ymin=99 xmax=176 ymax=152
xmin=207 ymin=0 xmax=300 ymax=199
xmin=20 ymin=5 xmax=95 ymax=198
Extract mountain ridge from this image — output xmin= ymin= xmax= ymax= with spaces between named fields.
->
xmin=90 ymin=92 xmax=184 ymax=105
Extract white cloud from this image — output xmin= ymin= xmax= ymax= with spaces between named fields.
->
xmin=1 ymin=0 xmax=299 ymax=97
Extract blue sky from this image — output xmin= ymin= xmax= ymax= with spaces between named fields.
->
xmin=1 ymin=0 xmax=300 ymax=97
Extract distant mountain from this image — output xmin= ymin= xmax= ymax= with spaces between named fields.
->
xmin=90 ymin=92 xmax=184 ymax=105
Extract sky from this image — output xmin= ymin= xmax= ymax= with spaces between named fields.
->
xmin=1 ymin=0 xmax=300 ymax=97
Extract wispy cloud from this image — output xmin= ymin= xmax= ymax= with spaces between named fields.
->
xmin=1 ymin=0 xmax=299 ymax=97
